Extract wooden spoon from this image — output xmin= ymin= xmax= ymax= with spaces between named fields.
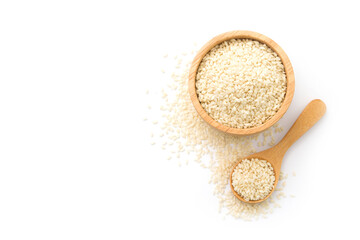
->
xmin=230 ymin=99 xmax=326 ymax=204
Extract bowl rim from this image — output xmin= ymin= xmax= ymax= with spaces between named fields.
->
xmin=188 ymin=30 xmax=295 ymax=135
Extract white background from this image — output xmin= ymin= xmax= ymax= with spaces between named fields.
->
xmin=0 ymin=0 xmax=359 ymax=239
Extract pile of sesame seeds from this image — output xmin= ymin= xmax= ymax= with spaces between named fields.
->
xmin=232 ymin=158 xmax=276 ymax=201
xmin=196 ymin=39 xmax=287 ymax=129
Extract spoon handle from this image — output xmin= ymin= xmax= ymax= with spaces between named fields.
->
xmin=275 ymin=99 xmax=326 ymax=156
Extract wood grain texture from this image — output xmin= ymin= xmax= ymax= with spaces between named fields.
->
xmin=230 ymin=99 xmax=326 ymax=203
xmin=188 ymin=30 xmax=295 ymax=135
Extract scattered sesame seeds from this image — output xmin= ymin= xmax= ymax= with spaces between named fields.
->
xmin=145 ymin=45 xmax=291 ymax=220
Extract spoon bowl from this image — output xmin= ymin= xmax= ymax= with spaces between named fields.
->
xmin=230 ymin=99 xmax=326 ymax=203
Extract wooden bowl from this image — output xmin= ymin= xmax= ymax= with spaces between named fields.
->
xmin=188 ymin=30 xmax=295 ymax=135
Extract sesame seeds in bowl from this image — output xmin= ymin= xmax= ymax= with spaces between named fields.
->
xmin=189 ymin=31 xmax=295 ymax=135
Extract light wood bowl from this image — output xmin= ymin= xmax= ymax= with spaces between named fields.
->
xmin=188 ymin=30 xmax=295 ymax=135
